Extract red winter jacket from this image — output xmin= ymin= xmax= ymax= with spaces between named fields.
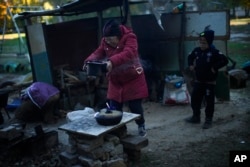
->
xmin=85 ymin=25 xmax=148 ymax=102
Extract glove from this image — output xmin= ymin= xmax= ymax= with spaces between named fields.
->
xmin=82 ymin=62 xmax=88 ymax=71
xmin=106 ymin=60 xmax=112 ymax=72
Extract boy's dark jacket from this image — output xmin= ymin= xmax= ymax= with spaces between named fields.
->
xmin=188 ymin=46 xmax=229 ymax=82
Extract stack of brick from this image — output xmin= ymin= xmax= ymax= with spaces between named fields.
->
xmin=59 ymin=125 xmax=148 ymax=167
xmin=60 ymin=132 xmax=127 ymax=167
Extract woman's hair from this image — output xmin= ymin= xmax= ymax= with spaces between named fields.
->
xmin=103 ymin=19 xmax=121 ymax=37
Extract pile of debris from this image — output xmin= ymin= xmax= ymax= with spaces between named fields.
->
xmin=0 ymin=124 xmax=64 ymax=166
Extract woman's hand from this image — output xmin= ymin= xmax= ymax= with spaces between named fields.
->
xmin=82 ymin=63 xmax=87 ymax=71
xmin=189 ymin=65 xmax=195 ymax=71
xmin=106 ymin=60 xmax=112 ymax=72
xmin=211 ymin=67 xmax=216 ymax=73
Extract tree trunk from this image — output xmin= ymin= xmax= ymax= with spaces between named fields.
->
xmin=232 ymin=7 xmax=236 ymax=18
xmin=245 ymin=8 xmax=249 ymax=17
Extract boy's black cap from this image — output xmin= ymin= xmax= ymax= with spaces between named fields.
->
xmin=200 ymin=30 xmax=214 ymax=45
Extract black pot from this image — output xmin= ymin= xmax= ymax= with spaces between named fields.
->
xmin=94 ymin=109 xmax=123 ymax=126
xmin=86 ymin=61 xmax=107 ymax=76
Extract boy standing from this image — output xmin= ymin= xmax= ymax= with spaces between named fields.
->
xmin=186 ymin=29 xmax=228 ymax=129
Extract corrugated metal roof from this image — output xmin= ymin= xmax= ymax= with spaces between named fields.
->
xmin=17 ymin=0 xmax=125 ymax=18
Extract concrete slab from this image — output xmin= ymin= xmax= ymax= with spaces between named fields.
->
xmin=59 ymin=112 xmax=140 ymax=137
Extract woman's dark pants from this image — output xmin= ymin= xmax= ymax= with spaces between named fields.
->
xmin=109 ymin=99 xmax=145 ymax=126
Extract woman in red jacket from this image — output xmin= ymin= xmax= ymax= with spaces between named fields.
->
xmin=84 ymin=19 xmax=148 ymax=136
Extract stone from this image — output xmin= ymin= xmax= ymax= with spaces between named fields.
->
xmin=75 ymin=134 xmax=104 ymax=146
xmin=77 ymin=146 xmax=104 ymax=160
xmin=106 ymin=158 xmax=127 ymax=167
xmin=44 ymin=130 xmax=59 ymax=149
xmin=102 ymin=141 xmax=115 ymax=153
xmin=123 ymin=148 xmax=141 ymax=161
xmin=59 ymin=151 xmax=78 ymax=166
xmin=0 ymin=125 xmax=23 ymax=140
xmin=121 ymin=135 xmax=149 ymax=151
xmin=104 ymin=134 xmax=120 ymax=145
xmin=66 ymin=144 xmax=77 ymax=154
xmin=78 ymin=156 xmax=102 ymax=167
xmin=110 ymin=144 xmax=124 ymax=157
xmin=108 ymin=125 xmax=127 ymax=138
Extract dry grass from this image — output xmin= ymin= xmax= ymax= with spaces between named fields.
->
xmin=230 ymin=18 xmax=250 ymax=25
xmin=0 ymin=33 xmax=26 ymax=40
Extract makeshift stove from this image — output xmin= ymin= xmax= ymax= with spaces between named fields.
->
xmin=58 ymin=111 xmax=148 ymax=167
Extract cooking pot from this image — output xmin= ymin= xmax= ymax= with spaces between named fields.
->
xmin=86 ymin=61 xmax=107 ymax=76
xmin=94 ymin=108 xmax=123 ymax=126
xmin=78 ymin=71 xmax=88 ymax=81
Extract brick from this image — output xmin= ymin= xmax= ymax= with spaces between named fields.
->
xmin=72 ymin=133 xmax=104 ymax=148
xmin=106 ymin=158 xmax=127 ymax=167
xmin=77 ymin=146 xmax=104 ymax=160
xmin=68 ymin=134 xmax=77 ymax=146
xmin=100 ymin=151 xmax=110 ymax=161
xmin=0 ymin=125 xmax=23 ymax=140
xmin=25 ymin=130 xmax=59 ymax=155
xmin=102 ymin=141 xmax=115 ymax=153
xmin=121 ymin=135 xmax=148 ymax=151
xmin=66 ymin=144 xmax=77 ymax=154
xmin=110 ymin=144 xmax=124 ymax=157
xmin=78 ymin=156 xmax=102 ymax=167
xmin=123 ymin=148 xmax=141 ymax=161
xmin=108 ymin=125 xmax=127 ymax=138
xmin=104 ymin=134 xmax=120 ymax=145
xmin=77 ymin=141 xmax=100 ymax=153
xmin=44 ymin=131 xmax=59 ymax=149
xmin=59 ymin=151 xmax=78 ymax=166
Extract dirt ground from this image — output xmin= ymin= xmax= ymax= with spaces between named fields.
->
xmin=130 ymin=80 xmax=250 ymax=167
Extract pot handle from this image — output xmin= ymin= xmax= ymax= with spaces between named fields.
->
xmin=105 ymin=110 xmax=112 ymax=114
